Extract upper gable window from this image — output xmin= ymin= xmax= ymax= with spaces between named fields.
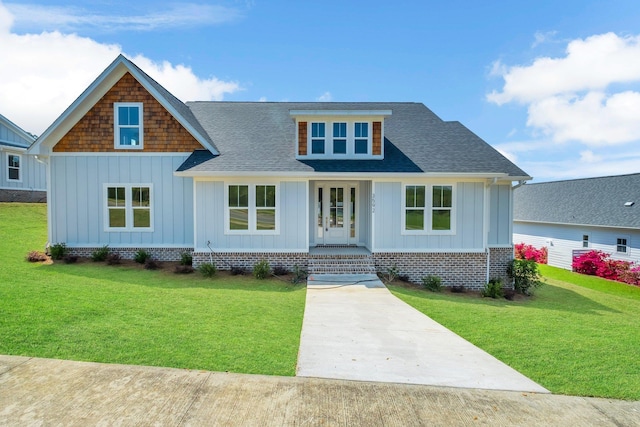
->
xmin=354 ymin=122 xmax=369 ymax=154
xmin=114 ymin=103 xmax=143 ymax=149
xmin=7 ymin=153 xmax=21 ymax=182
xmin=311 ymin=122 xmax=325 ymax=154
xmin=333 ymin=122 xmax=347 ymax=154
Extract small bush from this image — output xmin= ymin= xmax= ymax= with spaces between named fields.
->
xmin=291 ymin=264 xmax=307 ymax=284
xmin=91 ymin=245 xmax=110 ymax=262
xmin=253 ymin=259 xmax=271 ymax=280
xmin=508 ymin=259 xmax=544 ymax=296
xmin=398 ymin=274 xmax=411 ymax=282
xmin=49 ymin=243 xmax=67 ymax=260
xmin=481 ymin=278 xmax=504 ymax=299
xmin=180 ymin=252 xmax=193 ymax=266
xmin=144 ymin=258 xmax=160 ymax=270
xmin=450 ymin=285 xmax=466 ymax=293
xmin=199 ymin=262 xmax=217 ymax=278
xmin=63 ymin=255 xmax=78 ymax=264
xmin=174 ymin=265 xmax=194 ymax=274
xmin=514 ymin=243 xmax=548 ymax=264
xmin=273 ymin=264 xmax=289 ymax=276
xmin=230 ymin=266 xmax=247 ymax=275
xmin=134 ymin=249 xmax=150 ymax=264
xmin=422 ymin=275 xmax=442 ymax=292
xmin=26 ymin=251 xmax=48 ymax=262
xmin=572 ymin=250 xmax=640 ymax=286
xmin=382 ymin=264 xmax=400 ymax=283
xmin=106 ymin=253 xmax=122 ymax=265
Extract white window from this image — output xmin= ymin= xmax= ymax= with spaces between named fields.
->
xmin=7 ymin=153 xmax=21 ymax=182
xmin=226 ymin=183 xmax=279 ymax=233
xmin=306 ymin=120 xmax=372 ymax=157
xmin=582 ymin=234 xmax=589 ymax=248
xmin=402 ymin=184 xmax=455 ymax=234
xmin=332 ymin=122 xmax=347 ymax=154
xmin=617 ymin=238 xmax=628 ymax=253
xmin=114 ymin=103 xmax=143 ymax=149
xmin=354 ymin=122 xmax=369 ymax=154
xmin=104 ymin=184 xmax=152 ymax=231
xmin=311 ymin=122 xmax=325 ymax=154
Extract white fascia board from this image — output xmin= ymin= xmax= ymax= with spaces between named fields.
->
xmin=514 ymin=219 xmax=640 ymax=231
xmin=289 ymin=110 xmax=392 ymax=117
xmin=175 ymin=170 xmax=510 ymax=179
xmin=0 ymin=145 xmax=27 ymax=152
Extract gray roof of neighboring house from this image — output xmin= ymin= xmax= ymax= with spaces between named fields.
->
xmin=513 ymin=173 xmax=640 ymax=229
xmin=177 ymin=101 xmax=529 ymax=177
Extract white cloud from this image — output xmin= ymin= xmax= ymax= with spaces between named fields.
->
xmin=4 ymin=2 xmax=242 ymax=32
xmin=316 ymin=91 xmax=332 ymax=102
xmin=0 ymin=2 xmax=240 ymax=135
xmin=531 ymin=30 xmax=558 ymax=48
xmin=488 ymin=32 xmax=640 ymax=147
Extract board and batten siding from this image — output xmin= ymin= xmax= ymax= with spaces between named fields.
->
xmin=1 ymin=149 xmax=46 ymax=191
xmin=194 ymin=180 xmax=307 ymax=252
xmin=488 ymin=184 xmax=511 ymax=246
xmin=49 ymin=155 xmax=193 ymax=246
xmin=373 ymin=181 xmax=485 ymax=251
xmin=514 ymin=222 xmax=640 ymax=270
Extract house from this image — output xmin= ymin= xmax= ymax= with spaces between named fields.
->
xmin=0 ymin=114 xmax=46 ymax=202
xmin=28 ymin=55 xmax=531 ymax=289
xmin=513 ymin=174 xmax=640 ymax=269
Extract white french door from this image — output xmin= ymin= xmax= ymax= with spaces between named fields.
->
xmin=316 ymin=182 xmax=357 ymax=245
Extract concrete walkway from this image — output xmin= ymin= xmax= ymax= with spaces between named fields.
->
xmin=2 ymin=355 xmax=639 ymax=426
xmin=297 ymin=274 xmax=548 ymax=393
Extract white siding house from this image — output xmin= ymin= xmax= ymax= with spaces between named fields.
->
xmin=513 ymin=174 xmax=640 ymax=269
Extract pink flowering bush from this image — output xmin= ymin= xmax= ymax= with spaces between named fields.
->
xmin=514 ymin=243 xmax=548 ymax=264
xmin=572 ymin=250 xmax=640 ymax=286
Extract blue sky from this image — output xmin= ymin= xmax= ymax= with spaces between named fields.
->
xmin=1 ymin=0 xmax=640 ymax=182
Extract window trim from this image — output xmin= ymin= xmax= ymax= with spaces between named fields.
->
xmin=616 ymin=237 xmax=628 ymax=254
xmin=582 ymin=234 xmax=589 ymax=248
xmin=305 ymin=119 xmax=375 ymax=159
xmin=114 ymin=102 xmax=144 ymax=149
xmin=224 ymin=182 xmax=280 ymax=234
xmin=103 ymin=183 xmax=153 ymax=232
xmin=401 ymin=183 xmax=456 ymax=235
xmin=6 ymin=153 xmax=21 ymax=182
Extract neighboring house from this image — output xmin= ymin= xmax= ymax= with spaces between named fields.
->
xmin=0 ymin=114 xmax=46 ymax=202
xmin=29 ymin=55 xmax=531 ymax=289
xmin=513 ymin=174 xmax=640 ymax=270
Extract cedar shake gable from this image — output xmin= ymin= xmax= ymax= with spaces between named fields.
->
xmin=53 ymin=72 xmax=202 ymax=153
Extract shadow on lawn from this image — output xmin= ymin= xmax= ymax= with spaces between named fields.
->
xmin=36 ymin=261 xmax=304 ymax=293
xmin=388 ymin=283 xmax=620 ymax=316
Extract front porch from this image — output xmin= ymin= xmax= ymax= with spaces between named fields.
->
xmin=308 ymin=245 xmax=376 ymax=275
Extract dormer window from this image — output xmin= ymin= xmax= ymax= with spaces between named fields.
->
xmin=114 ymin=102 xmax=143 ymax=149
xmin=291 ymin=109 xmax=391 ymax=160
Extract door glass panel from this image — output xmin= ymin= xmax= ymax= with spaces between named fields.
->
xmin=351 ymin=187 xmax=356 ymax=238
xmin=317 ymin=187 xmax=323 ymax=238
xmin=329 ymin=187 xmax=343 ymax=228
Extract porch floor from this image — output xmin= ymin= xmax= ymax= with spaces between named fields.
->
xmin=309 ymin=246 xmax=371 ymax=256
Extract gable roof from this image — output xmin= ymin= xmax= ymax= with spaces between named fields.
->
xmin=28 ymin=55 xmax=216 ymax=155
xmin=177 ymin=102 xmax=530 ymax=178
xmin=0 ymin=113 xmax=35 ymax=150
xmin=514 ymin=173 xmax=640 ymax=229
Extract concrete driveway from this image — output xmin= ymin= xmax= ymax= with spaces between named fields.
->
xmin=297 ymin=274 xmax=549 ymax=393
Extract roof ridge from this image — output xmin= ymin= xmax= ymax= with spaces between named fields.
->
xmin=525 ymin=172 xmax=640 ymax=186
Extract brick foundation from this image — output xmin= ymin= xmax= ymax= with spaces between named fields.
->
xmin=488 ymin=247 xmax=514 ymax=286
xmin=64 ymin=246 xmax=192 ymax=262
xmin=0 ymin=189 xmax=46 ymax=203
xmin=193 ymin=252 xmax=308 ymax=271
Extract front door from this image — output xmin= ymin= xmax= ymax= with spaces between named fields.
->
xmin=316 ymin=183 xmax=356 ymax=245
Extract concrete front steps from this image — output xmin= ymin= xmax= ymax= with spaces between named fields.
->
xmin=308 ymin=252 xmax=377 ymax=275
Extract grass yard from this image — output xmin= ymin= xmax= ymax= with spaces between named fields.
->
xmin=389 ymin=265 xmax=640 ymax=400
xmin=0 ymin=203 xmax=306 ymax=376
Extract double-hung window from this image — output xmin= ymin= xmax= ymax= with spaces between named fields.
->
xmin=7 ymin=153 xmax=21 ymax=181
xmin=311 ymin=122 xmax=325 ymax=154
xmin=403 ymin=184 xmax=454 ymax=233
xmin=226 ymin=184 xmax=278 ymax=233
xmin=354 ymin=122 xmax=369 ymax=154
xmin=105 ymin=184 xmax=152 ymax=231
xmin=582 ymin=235 xmax=589 ymax=248
xmin=114 ymin=102 xmax=143 ymax=149
xmin=617 ymin=238 xmax=628 ymax=253
xmin=333 ymin=122 xmax=347 ymax=154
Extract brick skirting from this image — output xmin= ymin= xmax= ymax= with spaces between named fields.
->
xmin=64 ymin=247 xmax=192 ymax=262
xmin=0 ymin=189 xmax=46 ymax=203
xmin=193 ymin=252 xmax=308 ymax=271
xmin=488 ymin=247 xmax=515 ymax=286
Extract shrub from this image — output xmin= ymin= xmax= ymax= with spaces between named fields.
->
xmin=230 ymin=266 xmax=247 ymax=275
xmin=174 ymin=265 xmax=194 ymax=274
xmin=26 ymin=251 xmax=48 ymax=262
xmin=63 ymin=255 xmax=78 ymax=264
xmin=49 ymin=243 xmax=67 ymax=260
xmin=91 ymin=245 xmax=110 ymax=262
xmin=253 ymin=259 xmax=271 ymax=280
xmin=106 ymin=253 xmax=122 ymax=265
xmin=180 ymin=252 xmax=193 ymax=266
xmin=422 ymin=275 xmax=442 ymax=292
xmin=199 ymin=262 xmax=217 ymax=278
xmin=481 ymin=278 xmax=504 ymax=299
xmin=381 ymin=264 xmax=399 ymax=283
xmin=144 ymin=258 xmax=160 ymax=270
xmin=291 ymin=264 xmax=307 ymax=284
xmin=273 ymin=265 xmax=289 ymax=276
xmin=398 ymin=274 xmax=411 ymax=282
xmin=508 ymin=259 xmax=543 ymax=295
xmin=134 ymin=249 xmax=150 ymax=264
xmin=573 ymin=250 xmax=640 ymax=286
xmin=514 ymin=243 xmax=548 ymax=264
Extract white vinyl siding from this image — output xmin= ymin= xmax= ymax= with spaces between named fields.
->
xmin=0 ymin=150 xmax=46 ymax=191
xmin=488 ymin=184 xmax=511 ymax=246
xmin=49 ymin=155 xmax=193 ymax=246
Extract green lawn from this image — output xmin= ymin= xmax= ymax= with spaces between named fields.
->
xmin=389 ymin=265 xmax=640 ymax=400
xmin=0 ymin=203 xmax=306 ymax=376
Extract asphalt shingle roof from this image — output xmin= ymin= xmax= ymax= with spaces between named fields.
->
xmin=513 ymin=174 xmax=640 ymax=229
xmin=179 ymin=102 xmax=529 ymax=177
